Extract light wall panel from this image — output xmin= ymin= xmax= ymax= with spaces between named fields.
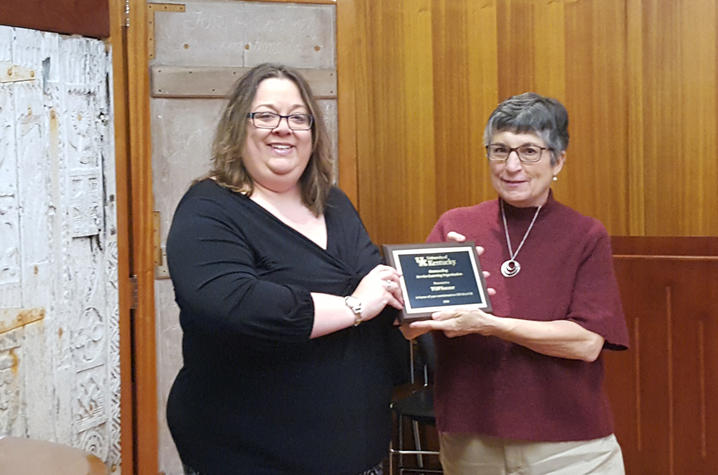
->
xmin=562 ymin=0 xmax=629 ymax=233
xmin=342 ymin=0 xmax=440 ymax=244
xmin=337 ymin=0 xmax=718 ymax=244
xmin=431 ymin=0 xmax=498 ymax=219
xmin=637 ymin=0 xmax=718 ymax=235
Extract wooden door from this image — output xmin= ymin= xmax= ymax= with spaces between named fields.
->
xmin=146 ymin=1 xmax=337 ymax=472
xmin=1 ymin=1 xmax=126 ymax=472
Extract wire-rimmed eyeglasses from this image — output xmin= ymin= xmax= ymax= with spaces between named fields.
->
xmin=485 ymin=144 xmax=552 ymax=163
xmin=247 ymin=111 xmax=314 ymax=131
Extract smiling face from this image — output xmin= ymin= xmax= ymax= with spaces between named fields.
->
xmin=488 ymin=130 xmax=565 ymax=208
xmin=241 ymin=77 xmax=313 ymax=194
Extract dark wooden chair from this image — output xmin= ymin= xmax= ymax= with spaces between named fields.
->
xmin=389 ymin=333 xmax=442 ymax=474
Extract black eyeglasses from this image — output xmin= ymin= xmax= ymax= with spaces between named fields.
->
xmin=247 ymin=111 xmax=314 ymax=131
xmin=485 ymin=144 xmax=552 ymax=163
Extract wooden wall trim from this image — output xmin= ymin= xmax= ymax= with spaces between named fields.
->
xmin=149 ymin=65 xmax=337 ymax=99
xmin=613 ymin=255 xmax=718 ymax=261
xmin=126 ymin=0 xmax=158 ymax=473
xmin=611 ymin=236 xmax=718 ymax=256
xmin=108 ymin=0 xmax=135 ymax=471
xmin=0 ymin=0 xmax=109 ymax=38
xmin=335 ymin=0 xmax=359 ymax=205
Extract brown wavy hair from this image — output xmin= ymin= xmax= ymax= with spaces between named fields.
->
xmin=207 ymin=63 xmax=333 ymax=215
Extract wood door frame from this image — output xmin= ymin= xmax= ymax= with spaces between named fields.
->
xmin=108 ymin=1 xmax=137 ymax=473
xmin=110 ymin=0 xmax=159 ymax=473
xmin=119 ymin=0 xmax=159 ymax=473
xmin=124 ymin=1 xmax=349 ymax=473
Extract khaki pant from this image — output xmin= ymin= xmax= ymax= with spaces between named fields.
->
xmin=439 ymin=432 xmax=625 ymax=475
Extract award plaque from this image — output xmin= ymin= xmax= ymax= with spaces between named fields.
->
xmin=382 ymin=242 xmax=492 ymax=322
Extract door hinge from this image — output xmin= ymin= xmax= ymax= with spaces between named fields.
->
xmin=153 ymin=210 xmax=162 ymax=266
xmin=124 ymin=0 xmax=130 ymax=27
xmin=129 ymin=275 xmax=138 ymax=309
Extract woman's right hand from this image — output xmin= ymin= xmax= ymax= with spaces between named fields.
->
xmin=351 ymin=264 xmax=404 ymax=322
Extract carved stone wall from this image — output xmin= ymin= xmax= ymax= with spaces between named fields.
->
xmin=0 ymin=25 xmax=120 ymax=472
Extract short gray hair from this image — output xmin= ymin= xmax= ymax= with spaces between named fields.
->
xmin=483 ymin=92 xmax=569 ymax=165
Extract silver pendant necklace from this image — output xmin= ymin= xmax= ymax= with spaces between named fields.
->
xmin=500 ymin=199 xmax=542 ymax=278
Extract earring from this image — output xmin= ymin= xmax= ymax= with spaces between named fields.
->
xmin=552 ymin=176 xmax=558 ymax=182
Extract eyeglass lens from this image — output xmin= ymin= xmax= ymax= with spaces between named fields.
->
xmin=487 ymin=145 xmax=544 ymax=162
xmin=250 ymin=112 xmax=313 ymax=130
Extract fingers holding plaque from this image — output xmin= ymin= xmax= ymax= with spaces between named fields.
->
xmin=382 ymin=242 xmax=493 ymax=322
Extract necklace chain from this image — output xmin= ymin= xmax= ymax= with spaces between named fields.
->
xmin=500 ymin=200 xmax=541 ymax=278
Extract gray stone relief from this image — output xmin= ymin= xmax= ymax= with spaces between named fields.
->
xmin=0 ymin=25 xmax=120 ymax=472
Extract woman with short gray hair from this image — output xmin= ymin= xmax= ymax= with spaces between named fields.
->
xmin=410 ymin=92 xmax=630 ymax=474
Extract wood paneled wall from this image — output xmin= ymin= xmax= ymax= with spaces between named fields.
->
xmin=0 ymin=0 xmax=109 ymax=38
xmin=337 ymin=0 xmax=718 ymax=244
xmin=606 ymin=237 xmax=718 ymax=474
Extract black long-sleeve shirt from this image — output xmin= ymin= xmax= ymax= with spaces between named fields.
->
xmin=166 ymin=179 xmax=403 ymax=474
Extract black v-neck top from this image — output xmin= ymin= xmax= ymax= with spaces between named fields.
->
xmin=165 ymin=179 xmax=403 ymax=474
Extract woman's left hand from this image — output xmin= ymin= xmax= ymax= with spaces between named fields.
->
xmin=446 ymin=231 xmax=495 ymax=296
xmin=409 ymin=308 xmax=496 ymax=338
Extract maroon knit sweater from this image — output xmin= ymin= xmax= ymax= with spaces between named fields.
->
xmin=426 ymin=193 xmax=629 ymax=441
